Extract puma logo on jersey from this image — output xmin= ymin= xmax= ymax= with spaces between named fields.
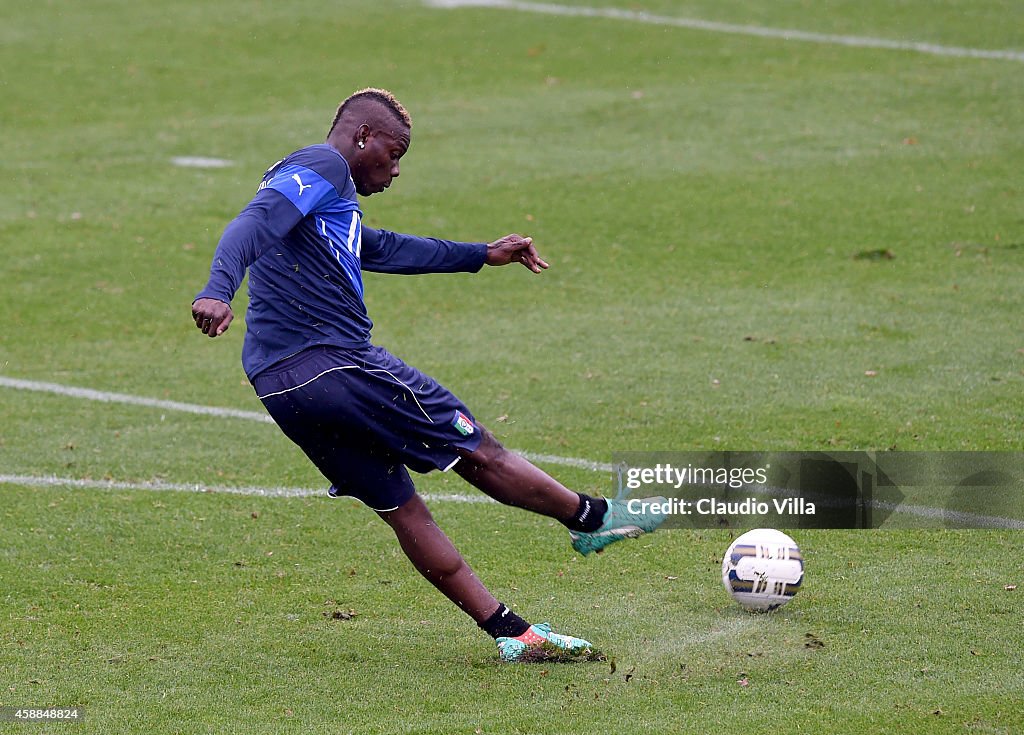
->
xmin=292 ymin=174 xmax=313 ymax=196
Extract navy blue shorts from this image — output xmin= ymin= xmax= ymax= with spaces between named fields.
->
xmin=252 ymin=345 xmax=483 ymax=512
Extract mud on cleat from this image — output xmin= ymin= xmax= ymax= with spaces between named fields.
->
xmin=570 ymin=496 xmax=669 ymax=556
xmin=496 ymin=623 xmax=593 ymax=663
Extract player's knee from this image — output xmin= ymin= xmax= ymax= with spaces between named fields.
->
xmin=461 ymin=426 xmax=507 ymax=470
xmin=378 ymin=492 xmax=428 ymax=527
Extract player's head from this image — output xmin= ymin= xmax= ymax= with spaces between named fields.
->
xmin=327 ymin=88 xmax=411 ymax=196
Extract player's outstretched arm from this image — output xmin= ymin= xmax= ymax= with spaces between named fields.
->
xmin=485 ymin=234 xmax=549 ymax=273
xmin=191 ymin=298 xmax=234 ymax=338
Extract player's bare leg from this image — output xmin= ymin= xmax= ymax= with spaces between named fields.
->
xmin=377 ymin=493 xmax=499 ymax=623
xmin=455 ymin=425 xmax=669 ymax=556
xmin=377 ymin=491 xmax=593 ymax=661
xmin=454 ymin=427 xmax=580 ymax=520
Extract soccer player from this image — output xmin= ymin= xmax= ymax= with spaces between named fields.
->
xmin=191 ymin=88 xmax=667 ymax=662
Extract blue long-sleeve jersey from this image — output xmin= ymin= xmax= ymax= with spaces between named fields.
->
xmin=195 ymin=144 xmax=488 ymax=379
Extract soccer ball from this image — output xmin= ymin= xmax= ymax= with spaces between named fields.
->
xmin=721 ymin=528 xmax=804 ymax=612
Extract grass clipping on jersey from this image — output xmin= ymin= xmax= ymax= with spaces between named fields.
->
xmin=516 ymin=643 xmax=606 ymax=664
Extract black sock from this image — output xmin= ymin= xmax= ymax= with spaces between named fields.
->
xmin=564 ymin=493 xmax=608 ymax=533
xmin=479 ymin=603 xmax=530 ymax=639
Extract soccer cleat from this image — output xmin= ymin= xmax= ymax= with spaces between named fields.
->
xmin=496 ymin=623 xmax=593 ymax=663
xmin=570 ymin=496 xmax=669 ymax=556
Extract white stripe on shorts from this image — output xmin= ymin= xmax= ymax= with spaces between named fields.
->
xmin=256 ymin=362 xmax=435 ymax=423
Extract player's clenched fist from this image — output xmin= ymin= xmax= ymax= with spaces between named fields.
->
xmin=191 ymin=297 xmax=233 ymax=337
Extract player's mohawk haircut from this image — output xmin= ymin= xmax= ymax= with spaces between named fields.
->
xmin=330 ymin=88 xmax=411 ymax=134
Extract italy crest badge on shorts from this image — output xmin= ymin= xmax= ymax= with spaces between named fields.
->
xmin=452 ymin=410 xmax=475 ymax=436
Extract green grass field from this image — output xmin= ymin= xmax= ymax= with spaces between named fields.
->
xmin=2 ymin=1 xmax=1023 ymax=732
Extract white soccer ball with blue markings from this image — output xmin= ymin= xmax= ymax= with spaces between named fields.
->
xmin=722 ymin=528 xmax=804 ymax=612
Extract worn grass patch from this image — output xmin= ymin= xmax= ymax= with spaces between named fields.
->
xmin=516 ymin=645 xmax=608 ymax=665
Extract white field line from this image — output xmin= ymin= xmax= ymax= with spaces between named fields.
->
xmin=0 ymin=473 xmax=496 ymax=504
xmin=170 ymin=156 xmax=234 ymax=169
xmin=0 ymin=473 xmax=321 ymax=498
xmin=745 ymin=483 xmax=1024 ymax=530
xmin=4 ymin=472 xmax=1023 ymax=529
xmin=870 ymin=499 xmax=1024 ymax=530
xmin=2 ymin=375 xmax=1023 ymax=528
xmin=423 ymin=0 xmax=1024 ymax=63
xmin=0 ymin=376 xmax=275 ymax=423
xmin=0 ymin=375 xmax=610 ymax=471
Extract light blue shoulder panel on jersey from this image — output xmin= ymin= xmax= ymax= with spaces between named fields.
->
xmin=262 ymin=161 xmax=366 ymax=297
xmin=263 ymin=163 xmax=339 ymax=217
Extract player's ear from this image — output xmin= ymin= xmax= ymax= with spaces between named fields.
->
xmin=354 ymin=123 xmax=370 ymax=150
